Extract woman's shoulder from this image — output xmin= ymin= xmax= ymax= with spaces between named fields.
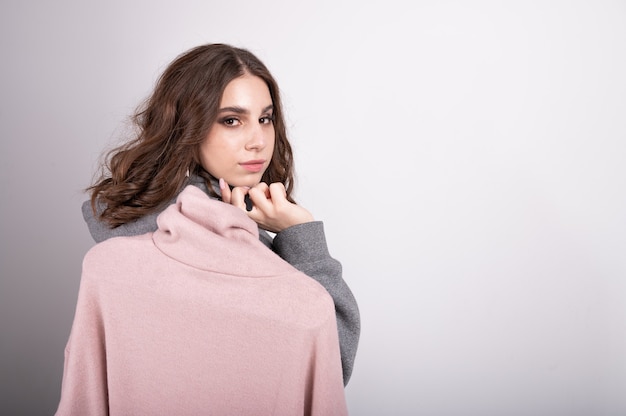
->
xmin=81 ymin=178 xmax=218 ymax=243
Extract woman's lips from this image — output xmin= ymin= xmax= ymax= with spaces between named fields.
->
xmin=239 ymin=160 xmax=265 ymax=173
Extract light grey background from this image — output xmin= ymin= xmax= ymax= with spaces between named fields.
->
xmin=1 ymin=1 xmax=625 ymax=415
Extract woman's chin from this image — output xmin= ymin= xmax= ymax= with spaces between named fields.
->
xmin=226 ymin=178 xmax=262 ymax=189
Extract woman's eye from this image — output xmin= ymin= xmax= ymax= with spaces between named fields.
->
xmin=260 ymin=115 xmax=274 ymax=124
xmin=222 ymin=117 xmax=240 ymax=126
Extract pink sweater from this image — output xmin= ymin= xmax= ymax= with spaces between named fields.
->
xmin=56 ymin=185 xmax=348 ymax=416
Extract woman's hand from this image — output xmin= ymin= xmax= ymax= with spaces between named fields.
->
xmin=220 ymin=178 xmax=314 ymax=233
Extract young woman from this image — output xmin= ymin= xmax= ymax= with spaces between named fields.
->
xmin=82 ymin=43 xmax=360 ymax=385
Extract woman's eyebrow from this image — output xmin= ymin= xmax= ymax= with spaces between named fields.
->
xmin=218 ymin=104 xmax=274 ymax=114
xmin=218 ymin=106 xmax=248 ymax=114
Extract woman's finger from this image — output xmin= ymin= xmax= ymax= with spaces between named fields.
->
xmin=247 ymin=185 xmax=273 ymax=214
xmin=268 ymin=182 xmax=287 ymax=202
xmin=219 ymin=178 xmax=231 ymax=203
xmin=229 ymin=186 xmax=250 ymax=211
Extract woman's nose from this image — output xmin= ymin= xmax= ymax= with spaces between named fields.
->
xmin=245 ymin=125 xmax=266 ymax=150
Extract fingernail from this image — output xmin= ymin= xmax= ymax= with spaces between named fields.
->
xmin=219 ymin=178 xmax=226 ymax=190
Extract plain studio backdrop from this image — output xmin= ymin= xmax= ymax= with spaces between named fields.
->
xmin=1 ymin=1 xmax=625 ymax=415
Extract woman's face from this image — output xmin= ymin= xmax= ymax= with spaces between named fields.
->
xmin=199 ymin=74 xmax=275 ymax=188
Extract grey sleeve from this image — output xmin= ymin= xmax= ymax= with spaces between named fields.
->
xmin=272 ymin=221 xmax=360 ymax=386
xmin=81 ymin=200 xmax=163 ymax=243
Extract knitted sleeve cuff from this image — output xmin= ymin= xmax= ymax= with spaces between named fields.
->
xmin=272 ymin=221 xmax=331 ymax=264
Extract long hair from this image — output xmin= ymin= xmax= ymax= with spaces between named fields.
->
xmin=88 ymin=44 xmax=294 ymax=227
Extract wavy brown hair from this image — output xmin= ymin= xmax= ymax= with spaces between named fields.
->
xmin=88 ymin=43 xmax=295 ymax=228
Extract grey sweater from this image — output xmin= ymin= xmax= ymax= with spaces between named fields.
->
xmin=81 ymin=178 xmax=360 ymax=385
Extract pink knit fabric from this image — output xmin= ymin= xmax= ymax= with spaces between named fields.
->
xmin=56 ymin=185 xmax=348 ymax=416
